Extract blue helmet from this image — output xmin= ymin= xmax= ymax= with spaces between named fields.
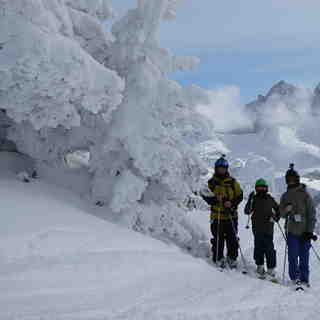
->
xmin=215 ymin=155 xmax=229 ymax=169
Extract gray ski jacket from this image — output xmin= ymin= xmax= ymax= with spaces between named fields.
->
xmin=280 ymin=184 xmax=316 ymax=236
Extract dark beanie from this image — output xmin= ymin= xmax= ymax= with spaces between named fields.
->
xmin=285 ymin=163 xmax=300 ymax=185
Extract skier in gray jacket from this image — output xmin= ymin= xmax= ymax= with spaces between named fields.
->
xmin=280 ymin=164 xmax=317 ymax=287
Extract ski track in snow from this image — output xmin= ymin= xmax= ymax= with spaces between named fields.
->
xmin=1 ymin=173 xmax=320 ymax=320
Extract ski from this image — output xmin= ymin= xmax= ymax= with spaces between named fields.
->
xmin=252 ymin=269 xmax=283 ymax=285
xmin=256 ymin=275 xmax=283 ymax=286
xmin=256 ymin=267 xmax=266 ymax=280
xmin=265 ymin=273 xmax=280 ymax=284
xmin=227 ymin=264 xmax=247 ymax=274
xmin=211 ymin=257 xmax=300 ymax=289
xmin=213 ymin=259 xmax=244 ymax=273
xmin=211 ymin=259 xmax=284 ymax=286
xmin=213 ymin=260 xmax=227 ymax=272
xmin=269 ymin=278 xmax=280 ymax=284
xmin=227 ymin=265 xmax=247 ymax=274
xmin=225 ymin=261 xmax=247 ymax=274
xmin=228 ymin=264 xmax=237 ymax=270
xmin=210 ymin=257 xmax=282 ymax=285
xmin=217 ymin=265 xmax=227 ymax=272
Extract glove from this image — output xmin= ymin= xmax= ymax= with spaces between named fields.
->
xmin=302 ymin=232 xmax=318 ymax=242
xmin=285 ymin=204 xmax=293 ymax=214
xmin=224 ymin=201 xmax=233 ymax=209
xmin=201 ymin=195 xmax=217 ymax=206
xmin=273 ymin=214 xmax=280 ymax=223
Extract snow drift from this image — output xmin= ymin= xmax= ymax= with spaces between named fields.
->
xmin=2 ymin=155 xmax=320 ymax=320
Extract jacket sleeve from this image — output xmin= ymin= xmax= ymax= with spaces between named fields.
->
xmin=305 ymin=192 xmax=317 ymax=233
xmin=201 ymin=195 xmax=219 ymax=206
xmin=200 ymin=180 xmax=218 ymax=206
xmin=233 ymin=180 xmax=244 ymax=208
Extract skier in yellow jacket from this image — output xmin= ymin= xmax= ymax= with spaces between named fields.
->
xmin=201 ymin=156 xmax=243 ymax=268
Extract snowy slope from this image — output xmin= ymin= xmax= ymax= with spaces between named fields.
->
xmin=1 ymin=167 xmax=320 ymax=319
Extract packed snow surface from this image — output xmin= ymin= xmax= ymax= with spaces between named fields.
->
xmin=1 ymin=164 xmax=320 ymax=319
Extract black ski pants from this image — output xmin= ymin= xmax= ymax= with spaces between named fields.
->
xmin=210 ymin=218 xmax=239 ymax=262
xmin=253 ymin=232 xmax=276 ymax=269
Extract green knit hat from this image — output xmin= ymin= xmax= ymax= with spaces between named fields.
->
xmin=255 ymin=178 xmax=268 ymax=187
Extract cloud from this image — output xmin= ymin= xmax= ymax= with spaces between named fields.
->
xmin=259 ymin=86 xmax=312 ymax=128
xmin=196 ymin=86 xmax=254 ymax=133
xmin=196 ymin=83 xmax=320 ymax=163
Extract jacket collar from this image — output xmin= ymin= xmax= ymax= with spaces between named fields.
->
xmin=255 ymin=191 xmax=269 ymax=198
xmin=287 ymin=183 xmax=306 ymax=191
xmin=213 ymin=172 xmax=230 ymax=181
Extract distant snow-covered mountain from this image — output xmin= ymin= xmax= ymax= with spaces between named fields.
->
xmin=246 ymin=80 xmax=313 ymax=130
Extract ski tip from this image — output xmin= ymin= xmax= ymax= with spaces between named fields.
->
xmin=270 ymin=279 xmax=279 ymax=284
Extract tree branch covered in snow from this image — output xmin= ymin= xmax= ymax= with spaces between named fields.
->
xmin=0 ymin=0 xmax=124 ymax=131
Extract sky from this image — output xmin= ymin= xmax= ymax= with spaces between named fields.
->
xmin=111 ymin=1 xmax=320 ymax=102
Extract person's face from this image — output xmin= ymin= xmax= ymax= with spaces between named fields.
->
xmin=286 ymin=177 xmax=296 ymax=186
xmin=255 ymin=186 xmax=267 ymax=193
xmin=216 ymin=166 xmax=227 ymax=176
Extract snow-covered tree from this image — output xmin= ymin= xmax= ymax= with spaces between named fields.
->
xmin=1 ymin=0 xmax=124 ymax=166
xmin=89 ymin=0 xmax=210 ymax=250
xmin=1 ymin=0 xmax=212 ymax=252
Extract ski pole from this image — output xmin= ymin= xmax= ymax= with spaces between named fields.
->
xmin=228 ymin=213 xmax=249 ymax=274
xmin=275 ymin=220 xmax=288 ymax=242
xmin=282 ymin=218 xmax=289 ymax=285
xmin=215 ymin=209 xmax=221 ymax=264
xmin=214 ymin=195 xmax=226 ymax=266
xmin=245 ymin=192 xmax=255 ymax=230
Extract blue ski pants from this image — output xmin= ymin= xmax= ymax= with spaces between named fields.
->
xmin=287 ymin=232 xmax=311 ymax=283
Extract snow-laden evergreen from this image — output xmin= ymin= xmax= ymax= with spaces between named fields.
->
xmin=0 ymin=0 xmax=220 ymax=251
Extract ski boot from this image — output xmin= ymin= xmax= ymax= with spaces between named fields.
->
xmin=295 ymin=280 xmax=305 ymax=291
xmin=216 ymin=258 xmax=226 ymax=269
xmin=266 ymin=268 xmax=276 ymax=278
xmin=256 ymin=265 xmax=266 ymax=279
xmin=227 ymin=257 xmax=237 ymax=269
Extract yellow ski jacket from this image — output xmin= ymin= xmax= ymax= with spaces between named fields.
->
xmin=206 ymin=174 xmax=243 ymax=221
